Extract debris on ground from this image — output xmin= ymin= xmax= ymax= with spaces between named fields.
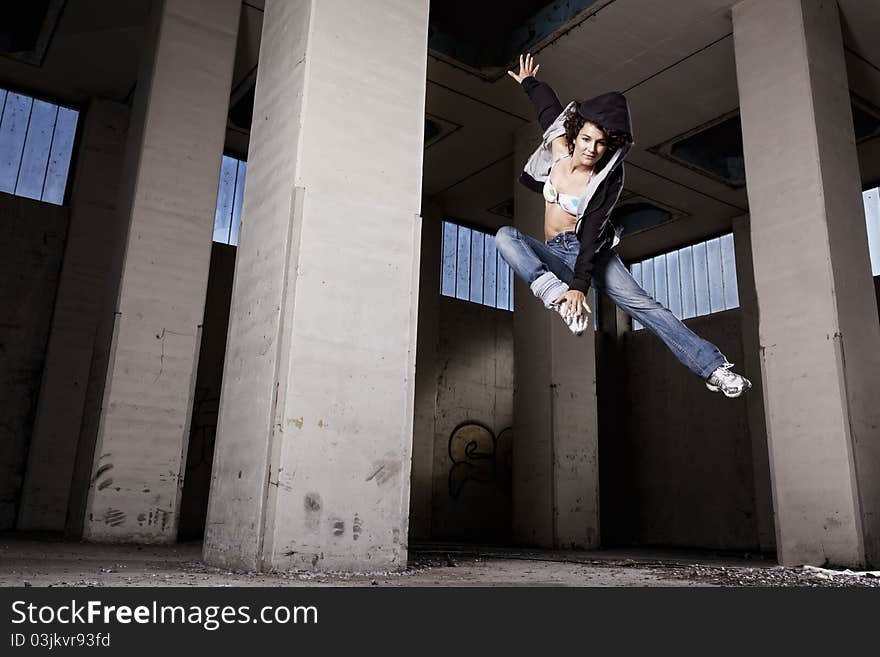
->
xmin=3 ymin=538 xmax=877 ymax=587
xmin=661 ymin=563 xmax=880 ymax=587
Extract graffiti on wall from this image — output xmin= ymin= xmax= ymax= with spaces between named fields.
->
xmin=447 ymin=421 xmax=512 ymax=499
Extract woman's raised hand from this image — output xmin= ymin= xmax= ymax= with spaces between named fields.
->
xmin=507 ymin=53 xmax=540 ymax=84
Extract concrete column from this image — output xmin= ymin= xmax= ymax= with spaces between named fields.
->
xmin=78 ymin=0 xmax=240 ymax=542
xmin=731 ymin=214 xmax=775 ymax=554
xmin=511 ymin=124 xmax=599 ymax=549
xmin=203 ymin=0 xmax=429 ymax=572
xmin=733 ymin=0 xmax=880 ymax=567
xmin=17 ymin=100 xmax=129 ymax=532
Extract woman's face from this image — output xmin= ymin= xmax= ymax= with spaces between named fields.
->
xmin=574 ymin=121 xmax=607 ymax=168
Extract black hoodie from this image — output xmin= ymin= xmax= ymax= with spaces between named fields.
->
xmin=519 ymin=77 xmax=633 ymax=295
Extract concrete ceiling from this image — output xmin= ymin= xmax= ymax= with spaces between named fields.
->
xmin=0 ymin=0 xmax=150 ymax=106
xmin=1 ymin=0 xmax=878 ymax=260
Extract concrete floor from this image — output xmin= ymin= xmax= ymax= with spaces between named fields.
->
xmin=1 ymin=535 xmax=877 ymax=587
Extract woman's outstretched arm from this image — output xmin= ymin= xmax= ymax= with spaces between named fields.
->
xmin=508 ymin=53 xmax=564 ymax=132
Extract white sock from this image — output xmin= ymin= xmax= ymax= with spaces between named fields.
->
xmin=530 ymin=271 xmax=569 ymax=309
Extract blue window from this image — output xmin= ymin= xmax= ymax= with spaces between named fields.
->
xmin=630 ymin=233 xmax=739 ymax=331
xmin=865 ymin=187 xmax=880 ymax=276
xmin=0 ymin=87 xmax=79 ymax=205
xmin=213 ymin=155 xmax=247 ymax=245
xmin=441 ymin=220 xmax=513 ymax=311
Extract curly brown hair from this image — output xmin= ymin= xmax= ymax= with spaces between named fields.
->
xmin=563 ymin=106 xmax=629 ymax=156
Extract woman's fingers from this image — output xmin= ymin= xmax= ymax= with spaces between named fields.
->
xmin=510 ymin=53 xmax=538 ymax=80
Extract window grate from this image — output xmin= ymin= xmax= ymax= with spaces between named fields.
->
xmin=0 ymin=87 xmax=78 ymax=206
xmin=630 ymin=233 xmax=739 ymax=330
xmin=213 ymin=155 xmax=247 ymax=245
xmin=441 ymin=220 xmax=513 ymax=311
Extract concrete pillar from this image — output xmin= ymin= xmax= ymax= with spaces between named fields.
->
xmin=77 ymin=0 xmax=240 ymax=542
xmin=511 ymin=124 xmax=599 ymax=549
xmin=203 ymin=0 xmax=429 ymax=572
xmin=731 ymin=214 xmax=775 ymax=554
xmin=733 ymin=0 xmax=880 ymax=567
xmin=17 ymin=100 xmax=129 ymax=531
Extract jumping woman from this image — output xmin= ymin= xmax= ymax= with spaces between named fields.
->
xmin=497 ymin=54 xmax=751 ymax=398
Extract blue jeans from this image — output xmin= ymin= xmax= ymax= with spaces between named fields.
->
xmin=495 ymin=226 xmax=728 ymax=379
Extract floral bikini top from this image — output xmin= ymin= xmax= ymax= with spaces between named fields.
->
xmin=542 ymin=154 xmax=592 ymax=217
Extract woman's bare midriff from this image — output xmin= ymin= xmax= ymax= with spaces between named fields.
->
xmin=543 ymin=202 xmax=578 ymax=242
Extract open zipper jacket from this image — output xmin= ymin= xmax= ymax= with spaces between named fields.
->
xmin=518 ymin=76 xmax=633 ymax=295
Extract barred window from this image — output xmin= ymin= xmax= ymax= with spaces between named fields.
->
xmin=629 ymin=233 xmax=739 ymax=331
xmin=0 ymin=87 xmax=79 ymax=205
xmin=213 ymin=154 xmax=247 ymax=245
xmin=441 ymin=220 xmax=513 ymax=310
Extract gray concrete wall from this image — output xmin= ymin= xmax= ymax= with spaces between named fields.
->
xmin=0 ymin=193 xmax=67 ymax=529
xmin=411 ymin=205 xmax=515 ymax=543
xmin=17 ymin=100 xmax=129 ymax=532
xmin=601 ymin=309 xmax=761 ymax=550
xmin=429 ymin=297 xmax=514 ymax=542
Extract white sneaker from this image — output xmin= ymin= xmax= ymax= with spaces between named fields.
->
xmin=551 ymin=301 xmax=589 ymax=336
xmin=705 ymin=362 xmax=752 ymax=398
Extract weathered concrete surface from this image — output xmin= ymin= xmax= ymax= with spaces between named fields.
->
xmin=614 ymin=309 xmax=757 ymax=549
xmin=597 ymin=228 xmax=775 ymax=552
xmin=511 ymin=124 xmax=599 ymax=549
xmin=0 ymin=195 xmax=67 ymax=529
xmin=79 ymin=0 xmax=240 ymax=543
xmin=429 ymin=296 xmax=514 ymax=541
xmin=17 ymin=100 xmax=129 ymax=532
xmin=204 ymin=0 xmax=430 ymax=572
xmin=734 ymin=0 xmax=880 ymax=566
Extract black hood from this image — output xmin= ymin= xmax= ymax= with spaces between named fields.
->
xmin=577 ymin=92 xmax=633 ymax=142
